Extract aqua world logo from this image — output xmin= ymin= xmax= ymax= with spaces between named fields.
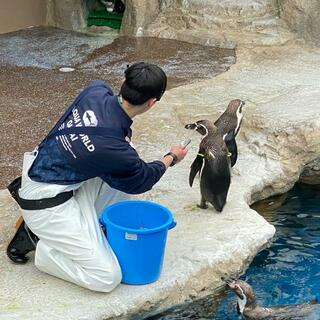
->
xmin=83 ymin=110 xmax=98 ymax=127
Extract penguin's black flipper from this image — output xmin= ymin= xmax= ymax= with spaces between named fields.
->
xmin=224 ymin=130 xmax=238 ymax=167
xmin=189 ymin=154 xmax=204 ymax=187
xmin=226 ymin=139 xmax=238 ymax=167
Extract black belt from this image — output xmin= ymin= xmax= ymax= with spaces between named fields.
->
xmin=17 ymin=191 xmax=73 ymax=210
xmin=7 ymin=176 xmax=73 ymax=210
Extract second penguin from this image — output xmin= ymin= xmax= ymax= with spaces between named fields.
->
xmin=185 ymin=120 xmax=231 ymax=212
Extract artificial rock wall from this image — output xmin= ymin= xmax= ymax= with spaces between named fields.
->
xmin=45 ymin=0 xmax=320 ymax=47
xmin=280 ymin=0 xmax=320 ymax=46
xmin=121 ymin=0 xmax=320 ymax=48
xmin=46 ymin=0 xmax=87 ymax=31
xmin=122 ymin=0 xmax=292 ymax=48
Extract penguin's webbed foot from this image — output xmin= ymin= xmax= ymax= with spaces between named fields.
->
xmin=197 ymin=199 xmax=208 ymax=209
xmin=197 ymin=203 xmax=208 ymax=209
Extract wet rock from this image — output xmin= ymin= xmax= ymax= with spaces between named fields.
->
xmin=75 ymin=36 xmax=235 ymax=86
xmin=0 ymin=28 xmax=235 ymax=189
xmin=251 ymin=192 xmax=288 ymax=218
xmin=0 ymin=27 xmax=119 ymax=187
xmin=0 ymin=26 xmax=118 ymax=68
xmin=299 ymin=158 xmax=320 ymax=185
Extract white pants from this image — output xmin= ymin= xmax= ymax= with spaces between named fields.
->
xmin=19 ymin=152 xmax=129 ymax=292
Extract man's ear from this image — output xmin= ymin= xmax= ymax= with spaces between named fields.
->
xmin=147 ymin=98 xmax=157 ymax=108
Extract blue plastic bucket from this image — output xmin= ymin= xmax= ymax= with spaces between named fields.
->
xmin=99 ymin=200 xmax=176 ymax=285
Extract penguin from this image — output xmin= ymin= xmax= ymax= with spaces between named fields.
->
xmin=185 ymin=120 xmax=231 ymax=212
xmin=214 ymin=99 xmax=245 ymax=167
xmin=224 ymin=278 xmax=320 ymax=320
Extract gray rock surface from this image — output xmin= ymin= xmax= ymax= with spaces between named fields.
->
xmin=121 ymin=0 xmax=296 ymax=48
xmin=45 ymin=0 xmax=320 ymax=49
xmin=44 ymin=0 xmax=320 ymax=49
xmin=121 ymin=0 xmax=160 ymax=37
xmin=46 ymin=0 xmax=87 ymax=31
xmin=280 ymin=0 xmax=320 ymax=46
xmin=1 ymin=43 xmax=320 ymax=319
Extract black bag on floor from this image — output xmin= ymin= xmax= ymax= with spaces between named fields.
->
xmin=7 ymin=176 xmax=22 ymax=204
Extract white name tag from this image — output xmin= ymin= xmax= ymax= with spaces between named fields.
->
xmin=125 ymin=232 xmax=137 ymax=241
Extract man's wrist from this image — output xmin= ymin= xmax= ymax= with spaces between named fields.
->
xmin=164 ymin=152 xmax=178 ymax=166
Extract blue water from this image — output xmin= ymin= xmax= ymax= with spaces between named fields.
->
xmin=142 ymin=184 xmax=320 ymax=320
xmin=213 ymin=183 xmax=320 ymax=319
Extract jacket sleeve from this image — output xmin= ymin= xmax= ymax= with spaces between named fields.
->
xmin=99 ymin=140 xmax=166 ymax=194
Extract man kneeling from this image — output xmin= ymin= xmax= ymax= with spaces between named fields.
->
xmin=7 ymin=62 xmax=188 ymax=292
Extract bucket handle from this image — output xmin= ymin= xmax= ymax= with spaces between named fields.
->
xmin=168 ymin=220 xmax=177 ymax=230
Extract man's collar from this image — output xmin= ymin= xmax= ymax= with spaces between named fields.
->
xmin=114 ymin=95 xmax=133 ymax=128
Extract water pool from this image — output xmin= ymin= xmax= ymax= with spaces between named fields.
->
xmin=214 ymin=183 xmax=320 ymax=319
xmin=144 ymin=183 xmax=320 ymax=320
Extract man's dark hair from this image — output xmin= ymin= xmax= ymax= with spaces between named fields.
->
xmin=120 ymin=62 xmax=167 ymax=105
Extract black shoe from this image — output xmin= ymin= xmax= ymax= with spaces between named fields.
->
xmin=6 ymin=217 xmax=39 ymax=264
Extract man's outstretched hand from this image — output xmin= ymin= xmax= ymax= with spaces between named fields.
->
xmin=162 ymin=145 xmax=188 ymax=169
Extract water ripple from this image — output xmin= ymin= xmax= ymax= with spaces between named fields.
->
xmin=140 ymin=184 xmax=320 ymax=319
xmin=213 ymin=183 xmax=320 ymax=319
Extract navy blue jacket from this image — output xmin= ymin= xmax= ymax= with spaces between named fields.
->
xmin=29 ymin=81 xmax=166 ymax=194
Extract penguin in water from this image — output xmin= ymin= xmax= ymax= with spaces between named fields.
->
xmin=214 ymin=99 xmax=245 ymax=167
xmin=223 ymin=278 xmax=320 ymax=320
xmin=185 ymin=120 xmax=231 ymax=212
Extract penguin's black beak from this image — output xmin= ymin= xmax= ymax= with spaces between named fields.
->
xmin=185 ymin=123 xmax=198 ymax=130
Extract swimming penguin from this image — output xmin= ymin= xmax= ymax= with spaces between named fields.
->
xmin=214 ymin=99 xmax=245 ymax=167
xmin=185 ymin=120 xmax=231 ymax=212
xmin=224 ymin=278 xmax=320 ymax=320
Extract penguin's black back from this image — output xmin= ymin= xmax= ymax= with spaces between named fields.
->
xmin=201 ymin=155 xmax=230 ymax=193
xmin=200 ymin=154 xmax=231 ymax=212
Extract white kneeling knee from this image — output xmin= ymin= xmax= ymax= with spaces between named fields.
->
xmin=87 ymin=262 xmax=122 ymax=293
